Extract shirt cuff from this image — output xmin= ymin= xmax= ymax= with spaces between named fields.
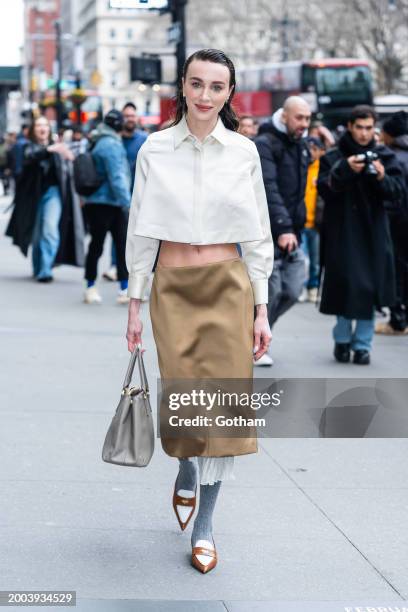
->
xmin=127 ymin=274 xmax=150 ymax=299
xmin=251 ymin=278 xmax=268 ymax=305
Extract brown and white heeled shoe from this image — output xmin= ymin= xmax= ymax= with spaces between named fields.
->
xmin=191 ymin=539 xmax=217 ymax=574
xmin=172 ymin=481 xmax=197 ymax=531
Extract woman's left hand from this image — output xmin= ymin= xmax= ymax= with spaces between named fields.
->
xmin=253 ymin=304 xmax=272 ymax=361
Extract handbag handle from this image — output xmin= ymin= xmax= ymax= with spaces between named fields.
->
xmin=123 ymin=345 xmax=149 ymax=394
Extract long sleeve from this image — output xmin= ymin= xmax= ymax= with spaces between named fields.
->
xmin=329 ymin=158 xmax=360 ymax=192
xmin=126 ymin=141 xmax=160 ymax=299
xmin=102 ymin=142 xmax=131 ymax=207
xmin=23 ymin=143 xmax=50 ymax=166
xmin=373 ymin=161 xmax=404 ymax=203
xmin=240 ymin=150 xmax=274 ymax=305
xmin=255 ymin=135 xmax=294 ymax=236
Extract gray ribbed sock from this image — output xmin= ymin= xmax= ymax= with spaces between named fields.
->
xmin=175 ymin=458 xmax=197 ymax=493
xmin=191 ymin=481 xmax=221 ymax=547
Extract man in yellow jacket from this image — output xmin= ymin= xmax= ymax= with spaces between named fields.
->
xmin=299 ymin=136 xmax=325 ymax=303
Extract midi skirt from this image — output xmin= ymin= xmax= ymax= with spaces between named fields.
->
xmin=149 ymin=257 xmax=257 ymax=482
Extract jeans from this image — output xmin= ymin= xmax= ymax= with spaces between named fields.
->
xmin=31 ymin=185 xmax=62 ymax=279
xmin=301 ymin=228 xmax=320 ymax=289
xmin=84 ymin=204 xmax=128 ymax=282
xmin=267 ymin=247 xmax=306 ymax=328
xmin=333 ymin=316 xmax=375 ymax=352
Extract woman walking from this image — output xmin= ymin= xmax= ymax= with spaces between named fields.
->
xmin=6 ymin=116 xmax=84 ymax=281
xmin=125 ymin=49 xmax=274 ymax=573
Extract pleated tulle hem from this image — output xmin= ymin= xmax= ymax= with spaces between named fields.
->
xmin=188 ymin=456 xmax=235 ymax=485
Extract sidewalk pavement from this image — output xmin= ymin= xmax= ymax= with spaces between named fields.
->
xmin=0 ymin=196 xmax=407 ymax=611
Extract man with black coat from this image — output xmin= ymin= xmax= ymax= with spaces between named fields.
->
xmin=255 ymin=96 xmax=311 ymax=365
xmin=317 ymin=105 xmax=404 ymax=365
xmin=376 ymin=111 xmax=408 ymax=335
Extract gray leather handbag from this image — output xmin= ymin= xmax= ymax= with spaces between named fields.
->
xmin=102 ymin=347 xmax=154 ymax=467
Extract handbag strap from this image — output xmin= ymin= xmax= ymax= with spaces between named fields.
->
xmin=137 ymin=347 xmax=149 ymax=394
xmin=123 ymin=345 xmax=149 ymax=393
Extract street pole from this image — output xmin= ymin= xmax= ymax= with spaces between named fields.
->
xmin=74 ymin=42 xmax=84 ymax=125
xmin=273 ymin=5 xmax=299 ymax=63
xmin=54 ymin=20 xmax=63 ymax=131
xmin=75 ymin=73 xmax=82 ymax=124
xmin=28 ymin=63 xmax=34 ymax=104
xmin=172 ymin=0 xmax=187 ymax=86
xmin=281 ymin=11 xmax=289 ymax=62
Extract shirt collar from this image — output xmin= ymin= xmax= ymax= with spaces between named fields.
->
xmin=173 ymin=114 xmax=230 ymax=149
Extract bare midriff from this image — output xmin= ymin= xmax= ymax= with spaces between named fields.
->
xmin=158 ymin=241 xmax=239 ymax=267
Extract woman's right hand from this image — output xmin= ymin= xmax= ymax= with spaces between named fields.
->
xmin=126 ymin=298 xmax=143 ymax=352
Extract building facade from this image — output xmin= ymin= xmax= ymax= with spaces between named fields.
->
xmin=23 ymin=0 xmax=60 ymax=100
xmin=60 ymin=0 xmax=80 ymax=77
xmin=68 ymin=0 xmax=174 ymax=118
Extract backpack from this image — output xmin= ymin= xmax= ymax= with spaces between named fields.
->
xmin=73 ymin=150 xmax=103 ymax=196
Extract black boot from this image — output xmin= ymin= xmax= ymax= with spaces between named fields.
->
xmin=353 ymin=350 xmax=370 ymax=365
xmin=334 ymin=343 xmax=351 ymax=363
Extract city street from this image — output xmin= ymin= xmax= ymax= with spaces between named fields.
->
xmin=1 ymin=194 xmax=408 ymax=611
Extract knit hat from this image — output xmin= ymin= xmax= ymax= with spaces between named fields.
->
xmin=306 ymin=136 xmax=325 ymax=149
xmin=104 ymin=109 xmax=124 ymax=133
xmin=382 ymin=111 xmax=408 ymax=137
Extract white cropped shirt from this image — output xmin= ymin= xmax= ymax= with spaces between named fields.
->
xmin=126 ymin=114 xmax=274 ymax=304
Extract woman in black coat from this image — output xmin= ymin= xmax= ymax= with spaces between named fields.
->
xmin=6 ymin=116 xmax=84 ymax=282
xmin=317 ymin=108 xmax=404 ymax=364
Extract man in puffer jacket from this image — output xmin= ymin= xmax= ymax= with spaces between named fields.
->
xmin=83 ymin=109 xmax=131 ymax=305
xmin=254 ymin=96 xmax=311 ymax=365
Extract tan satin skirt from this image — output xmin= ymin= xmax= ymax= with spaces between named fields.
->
xmin=149 ymin=257 xmax=257 ymax=458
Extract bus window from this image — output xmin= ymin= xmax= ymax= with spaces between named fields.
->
xmin=302 ymin=65 xmax=316 ymax=92
xmin=315 ymin=66 xmax=372 ymax=106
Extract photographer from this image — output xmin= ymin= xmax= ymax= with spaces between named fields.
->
xmin=317 ymin=105 xmax=404 ymax=365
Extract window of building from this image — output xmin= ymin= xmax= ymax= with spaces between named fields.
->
xmin=110 ymin=28 xmax=116 ymax=38
xmin=127 ymin=28 xmax=133 ymax=39
xmin=111 ymin=49 xmax=117 ymax=61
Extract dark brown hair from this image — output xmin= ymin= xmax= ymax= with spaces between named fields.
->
xmin=28 ymin=115 xmax=52 ymax=144
xmin=172 ymin=48 xmax=239 ymax=131
xmin=348 ymin=105 xmax=378 ymax=125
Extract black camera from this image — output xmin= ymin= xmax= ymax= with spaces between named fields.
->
xmin=355 ymin=151 xmax=379 ymax=176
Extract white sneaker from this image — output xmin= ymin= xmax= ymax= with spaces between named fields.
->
xmin=298 ymin=287 xmax=308 ymax=303
xmin=308 ymin=288 xmax=318 ymax=303
xmin=84 ymin=286 xmax=102 ymax=304
xmin=102 ymin=266 xmax=117 ymax=282
xmin=254 ymin=353 xmax=274 ymax=366
xmin=117 ymin=289 xmax=130 ymax=304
